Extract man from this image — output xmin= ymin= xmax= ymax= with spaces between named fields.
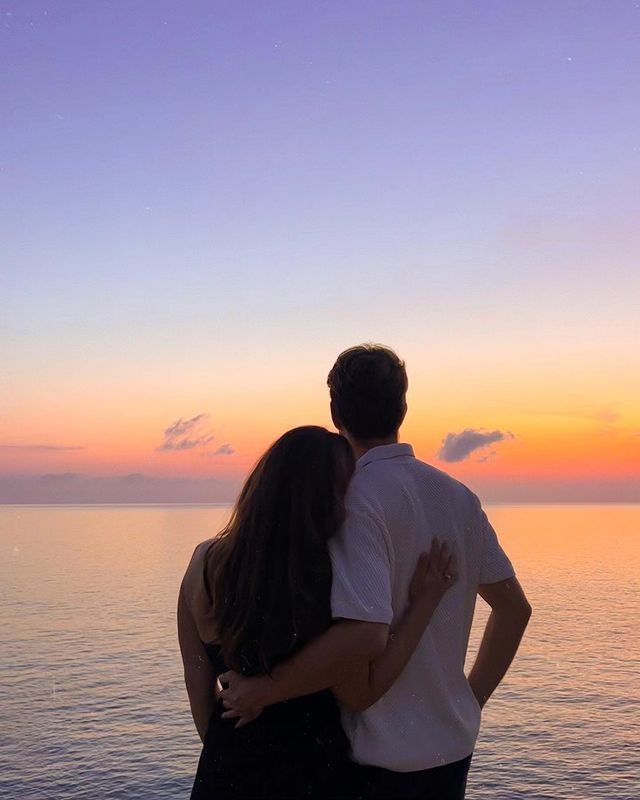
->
xmin=221 ymin=344 xmax=531 ymax=799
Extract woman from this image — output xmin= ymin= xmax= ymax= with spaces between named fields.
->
xmin=178 ymin=426 xmax=456 ymax=799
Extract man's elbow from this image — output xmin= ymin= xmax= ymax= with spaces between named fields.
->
xmin=493 ymin=597 xmax=532 ymax=631
xmin=341 ymin=695 xmax=375 ymax=713
xmin=518 ymin=594 xmax=533 ymax=622
xmin=511 ymin=598 xmax=532 ymax=628
xmin=335 ymin=681 xmax=380 ymax=713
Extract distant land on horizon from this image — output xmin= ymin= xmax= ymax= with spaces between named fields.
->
xmin=1 ymin=472 xmax=637 ymax=505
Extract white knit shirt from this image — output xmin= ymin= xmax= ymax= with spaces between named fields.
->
xmin=329 ymin=443 xmax=515 ymax=772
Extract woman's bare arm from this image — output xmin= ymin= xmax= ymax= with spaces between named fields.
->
xmin=333 ymin=541 xmax=457 ymax=712
xmin=177 ymin=583 xmax=218 ymax=741
xmin=332 ymin=592 xmax=440 ymax=711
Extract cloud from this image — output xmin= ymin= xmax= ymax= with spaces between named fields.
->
xmin=437 ymin=429 xmax=514 ymax=463
xmin=157 ymin=414 xmax=214 ymax=451
xmin=164 ymin=414 xmax=209 ymax=438
xmin=0 ymin=444 xmax=85 ymax=451
xmin=213 ymin=443 xmax=235 ymax=456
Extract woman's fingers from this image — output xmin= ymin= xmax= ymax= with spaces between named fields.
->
xmin=444 ymin=553 xmax=455 ymax=580
xmin=415 ymin=538 xmax=459 ymax=586
xmin=428 ymin=539 xmax=457 ymax=581
xmin=436 ymin=541 xmax=448 ymax=572
xmin=416 ymin=551 xmax=430 ymax=575
xmin=429 ymin=537 xmax=441 ymax=564
xmin=429 ymin=539 xmax=448 ymax=573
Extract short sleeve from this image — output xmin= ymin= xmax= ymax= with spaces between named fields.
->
xmin=329 ymin=500 xmax=394 ymax=625
xmin=479 ymin=506 xmax=515 ymax=585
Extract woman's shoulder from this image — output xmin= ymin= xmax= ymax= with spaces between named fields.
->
xmin=188 ymin=537 xmax=216 ymax=567
xmin=181 ymin=537 xmax=219 ymax=642
xmin=182 ymin=538 xmax=215 ymax=591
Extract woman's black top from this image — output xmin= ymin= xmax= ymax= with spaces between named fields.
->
xmin=190 ymin=643 xmax=355 ymax=800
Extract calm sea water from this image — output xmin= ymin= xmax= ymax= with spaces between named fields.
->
xmin=1 ymin=504 xmax=638 ymax=799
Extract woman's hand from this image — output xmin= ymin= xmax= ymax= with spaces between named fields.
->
xmin=333 ymin=538 xmax=459 ymax=712
xmin=409 ymin=538 xmax=457 ymax=610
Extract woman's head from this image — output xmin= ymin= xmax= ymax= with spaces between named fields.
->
xmin=206 ymin=426 xmax=355 ymax=675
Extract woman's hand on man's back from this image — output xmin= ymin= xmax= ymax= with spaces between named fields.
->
xmin=409 ymin=538 xmax=457 ymax=613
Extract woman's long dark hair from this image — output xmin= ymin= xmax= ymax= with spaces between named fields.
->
xmin=204 ymin=426 xmax=355 ymax=676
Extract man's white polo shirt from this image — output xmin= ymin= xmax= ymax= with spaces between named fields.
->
xmin=329 ymin=443 xmax=515 ymax=772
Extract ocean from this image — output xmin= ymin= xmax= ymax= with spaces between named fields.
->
xmin=1 ymin=504 xmax=638 ymax=799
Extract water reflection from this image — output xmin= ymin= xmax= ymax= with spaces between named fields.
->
xmin=1 ymin=504 xmax=638 ymax=799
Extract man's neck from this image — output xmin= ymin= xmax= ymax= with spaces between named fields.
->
xmin=347 ymin=433 xmax=399 ymax=460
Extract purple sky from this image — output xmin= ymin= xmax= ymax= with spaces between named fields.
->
xmin=2 ymin=1 xmax=639 ymax=503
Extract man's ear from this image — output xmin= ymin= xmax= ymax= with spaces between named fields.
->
xmin=329 ymin=399 xmax=343 ymax=433
xmin=400 ymin=399 xmax=408 ymax=427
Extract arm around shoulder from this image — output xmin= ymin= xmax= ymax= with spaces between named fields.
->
xmin=220 ymin=618 xmax=390 ymax=713
xmin=219 ymin=497 xmax=394 ymax=715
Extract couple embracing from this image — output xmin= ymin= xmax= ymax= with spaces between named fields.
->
xmin=178 ymin=344 xmax=531 ymax=800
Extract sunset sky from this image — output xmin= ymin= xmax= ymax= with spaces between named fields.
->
xmin=2 ymin=1 xmax=639 ymax=503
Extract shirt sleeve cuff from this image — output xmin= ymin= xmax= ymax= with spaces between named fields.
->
xmin=331 ymin=602 xmax=394 ymax=625
xmin=480 ymin=566 xmax=516 ymax=585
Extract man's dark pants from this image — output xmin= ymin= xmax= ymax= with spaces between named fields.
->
xmin=354 ymin=753 xmax=472 ymax=800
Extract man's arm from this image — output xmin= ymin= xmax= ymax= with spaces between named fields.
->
xmin=221 ymin=542 xmax=454 ymax=717
xmin=220 ymin=491 xmax=394 ymax=720
xmin=467 ymin=576 xmax=532 ymax=708
xmin=220 ymin=619 xmax=388 ymax=714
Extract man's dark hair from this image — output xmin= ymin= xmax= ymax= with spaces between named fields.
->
xmin=327 ymin=344 xmax=408 ymax=440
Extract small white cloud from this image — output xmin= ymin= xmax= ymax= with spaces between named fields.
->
xmin=157 ymin=414 xmax=214 ymax=451
xmin=213 ymin=443 xmax=235 ymax=456
xmin=437 ymin=429 xmax=514 ymax=463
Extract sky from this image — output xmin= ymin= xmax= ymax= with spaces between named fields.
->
xmin=2 ymin=1 xmax=639 ymax=503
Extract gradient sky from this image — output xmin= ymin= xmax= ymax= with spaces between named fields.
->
xmin=2 ymin=1 xmax=639 ymax=503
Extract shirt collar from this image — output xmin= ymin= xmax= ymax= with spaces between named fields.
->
xmin=356 ymin=443 xmax=415 ymax=470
